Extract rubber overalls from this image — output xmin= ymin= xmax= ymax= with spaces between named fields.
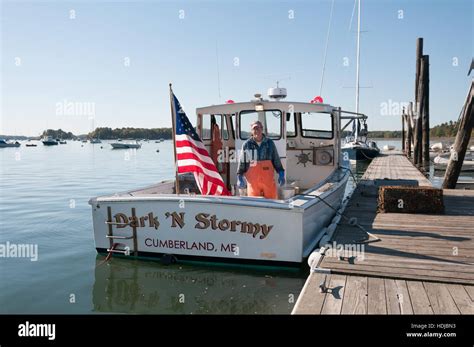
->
xmin=244 ymin=160 xmax=278 ymax=199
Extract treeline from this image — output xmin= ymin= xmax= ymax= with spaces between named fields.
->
xmin=88 ymin=127 xmax=172 ymax=140
xmin=37 ymin=121 xmax=472 ymax=141
xmin=42 ymin=129 xmax=75 ymax=139
xmin=347 ymin=121 xmax=472 ymax=139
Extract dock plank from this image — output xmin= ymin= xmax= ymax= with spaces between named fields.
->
xmin=341 ymin=276 xmax=367 ymax=314
xmin=292 ymin=272 xmax=328 ymax=314
xmin=424 ymin=282 xmax=460 ymax=314
xmin=446 ymin=284 xmax=474 ymax=314
xmin=385 ymin=279 xmax=401 ymax=314
xmin=321 ymin=274 xmax=346 ymax=314
xmin=395 ymin=280 xmax=414 ymax=314
xmin=464 ymin=285 xmax=474 ymax=302
xmin=407 ymin=281 xmax=433 ymax=314
xmin=368 ymin=277 xmax=387 ymax=314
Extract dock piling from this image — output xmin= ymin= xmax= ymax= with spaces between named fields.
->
xmin=443 ymin=80 xmax=474 ymax=189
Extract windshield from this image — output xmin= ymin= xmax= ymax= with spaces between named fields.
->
xmin=239 ymin=110 xmax=282 ymax=140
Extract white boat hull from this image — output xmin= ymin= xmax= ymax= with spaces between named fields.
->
xmin=89 ymin=170 xmax=349 ymax=266
xmin=110 ymin=143 xmax=141 ymax=149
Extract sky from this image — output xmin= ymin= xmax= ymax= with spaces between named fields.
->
xmin=1 ymin=0 xmax=472 ymax=136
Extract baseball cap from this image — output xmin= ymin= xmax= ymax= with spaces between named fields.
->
xmin=250 ymin=120 xmax=263 ymax=129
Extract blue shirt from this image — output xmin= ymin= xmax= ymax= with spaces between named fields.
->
xmin=237 ymin=135 xmax=284 ymax=175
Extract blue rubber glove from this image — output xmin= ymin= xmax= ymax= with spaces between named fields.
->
xmin=237 ymin=174 xmax=247 ymax=188
xmin=278 ymin=171 xmax=285 ymax=186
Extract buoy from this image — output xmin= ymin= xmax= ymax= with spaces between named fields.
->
xmin=310 ymin=96 xmax=324 ymax=103
xmin=307 ymin=250 xmax=320 ymax=268
xmin=156 ymin=149 xmax=160 ymax=153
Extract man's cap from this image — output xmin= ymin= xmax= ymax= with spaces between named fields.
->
xmin=251 ymin=120 xmax=263 ymax=129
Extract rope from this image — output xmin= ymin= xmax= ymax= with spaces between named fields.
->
xmin=340 ymin=166 xmax=359 ymax=188
xmin=313 ymin=167 xmax=380 ymax=244
xmin=96 ymin=242 xmax=120 ymax=268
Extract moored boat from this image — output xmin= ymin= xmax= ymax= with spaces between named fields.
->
xmin=433 ymin=155 xmax=474 ymax=172
xmin=42 ymin=136 xmax=58 ymax=146
xmin=89 ymin=87 xmax=364 ymax=267
xmin=110 ymin=141 xmax=141 ymax=149
xmin=0 ymin=139 xmax=21 ymax=147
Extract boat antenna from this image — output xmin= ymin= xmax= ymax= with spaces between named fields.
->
xmin=319 ymin=0 xmax=335 ymax=97
xmin=215 ymin=41 xmax=221 ymax=101
xmin=355 ymin=0 xmax=361 ymax=138
xmin=349 ymin=0 xmax=357 ymax=31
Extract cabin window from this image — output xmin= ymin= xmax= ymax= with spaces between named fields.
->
xmin=201 ymin=114 xmax=223 ymax=140
xmin=286 ymin=112 xmax=297 ymax=137
xmin=239 ymin=110 xmax=282 ymax=140
xmin=301 ymin=112 xmax=333 ymax=139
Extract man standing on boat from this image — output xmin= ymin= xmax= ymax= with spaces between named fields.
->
xmin=237 ymin=120 xmax=285 ymax=199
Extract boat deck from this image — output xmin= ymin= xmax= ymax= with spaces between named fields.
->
xmin=293 ymin=152 xmax=474 ymax=314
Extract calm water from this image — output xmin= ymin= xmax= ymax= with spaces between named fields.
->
xmin=0 ymin=140 xmax=305 ymax=314
xmin=1 ymin=139 xmax=469 ymax=314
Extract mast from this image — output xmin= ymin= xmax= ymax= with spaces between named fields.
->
xmin=355 ymin=0 xmax=361 ymax=139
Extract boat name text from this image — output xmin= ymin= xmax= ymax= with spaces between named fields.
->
xmin=113 ymin=211 xmax=272 ymax=239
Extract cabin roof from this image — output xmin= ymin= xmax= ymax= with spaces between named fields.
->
xmin=196 ymin=101 xmax=336 ymax=114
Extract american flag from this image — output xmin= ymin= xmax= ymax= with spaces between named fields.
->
xmin=171 ymin=91 xmax=230 ymax=196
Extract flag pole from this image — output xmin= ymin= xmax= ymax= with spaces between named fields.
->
xmin=169 ymin=83 xmax=180 ymax=195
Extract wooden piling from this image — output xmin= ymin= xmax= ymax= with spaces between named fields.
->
xmin=422 ymin=55 xmax=430 ymax=166
xmin=402 ymin=108 xmax=406 ymax=153
xmin=407 ymin=102 xmax=413 ymax=158
xmin=415 ymin=38 xmax=423 ymax=105
xmin=414 ymin=59 xmax=425 ymax=167
xmin=443 ymin=80 xmax=474 ymax=189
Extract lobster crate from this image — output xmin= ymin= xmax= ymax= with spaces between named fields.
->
xmin=377 ymin=186 xmax=444 ymax=214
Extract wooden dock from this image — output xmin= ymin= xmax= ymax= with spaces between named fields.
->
xmin=293 ymin=152 xmax=474 ymax=314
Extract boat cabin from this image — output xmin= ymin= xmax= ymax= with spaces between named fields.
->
xmin=195 ymin=89 xmax=342 ymax=195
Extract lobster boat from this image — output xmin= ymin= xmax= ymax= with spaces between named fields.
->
xmin=89 ymin=87 xmax=362 ymax=267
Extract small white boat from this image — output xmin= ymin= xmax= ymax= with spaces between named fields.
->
xmin=0 ymin=139 xmax=21 ymax=147
xmin=89 ymin=88 xmax=362 ymax=267
xmin=110 ymin=141 xmax=141 ymax=149
xmin=383 ymin=145 xmax=395 ymax=151
xmin=430 ymin=142 xmax=445 ymax=151
xmin=342 ymin=139 xmax=380 ymax=161
xmin=90 ymin=138 xmax=102 ymax=144
xmin=42 ymin=136 xmax=58 ymax=146
xmin=433 ymin=155 xmax=474 ymax=172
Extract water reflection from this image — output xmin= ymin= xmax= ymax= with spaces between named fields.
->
xmin=92 ymin=256 xmax=307 ymax=314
